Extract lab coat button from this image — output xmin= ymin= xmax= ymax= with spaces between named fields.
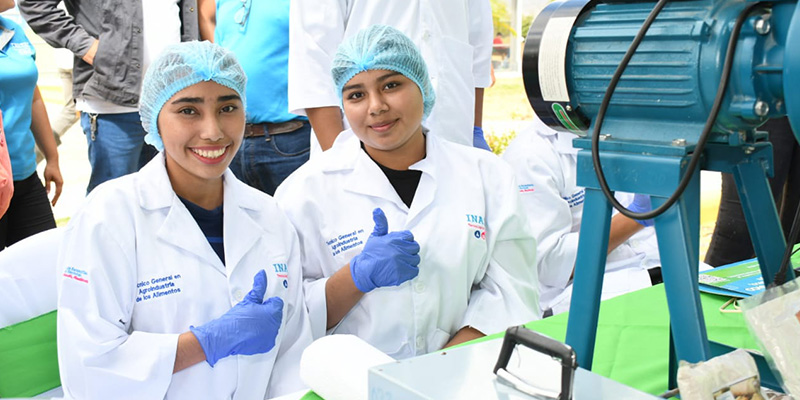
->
xmin=234 ymin=289 xmax=244 ymax=302
xmin=414 ymin=281 xmax=425 ymax=293
xmin=416 ymin=335 xmax=424 ymax=348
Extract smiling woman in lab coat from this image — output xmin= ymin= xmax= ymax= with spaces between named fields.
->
xmin=56 ymin=41 xmax=312 ymax=400
xmin=275 ymin=25 xmax=540 ymax=360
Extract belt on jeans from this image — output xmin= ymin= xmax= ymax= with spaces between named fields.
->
xmin=648 ymin=266 xmax=663 ymax=285
xmin=243 ymin=120 xmax=305 ymax=138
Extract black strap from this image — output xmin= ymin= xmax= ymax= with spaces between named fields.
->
xmin=772 ymin=202 xmax=800 ymax=287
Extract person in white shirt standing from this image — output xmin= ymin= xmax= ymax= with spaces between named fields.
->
xmin=502 ymin=117 xmax=662 ymax=316
xmin=288 ymin=0 xmax=494 ymax=153
xmin=19 ymin=0 xmax=200 ymax=193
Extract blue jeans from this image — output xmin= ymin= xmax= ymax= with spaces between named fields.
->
xmin=81 ymin=112 xmax=158 ymax=193
xmin=229 ymin=121 xmax=311 ymax=196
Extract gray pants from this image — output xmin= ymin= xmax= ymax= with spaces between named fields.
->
xmin=35 ymin=68 xmax=79 ymax=164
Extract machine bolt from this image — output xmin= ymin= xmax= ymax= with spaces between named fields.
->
xmin=672 ymin=139 xmax=687 ymax=146
xmin=565 ymin=104 xmax=573 ymax=112
xmin=599 ymin=134 xmax=611 ymax=141
xmin=754 ymin=101 xmax=770 ymax=117
xmin=754 ymin=17 xmax=771 ymax=35
xmin=744 ymin=146 xmax=756 ymax=155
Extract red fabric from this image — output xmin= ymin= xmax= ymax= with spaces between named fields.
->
xmin=0 ymin=111 xmax=14 ymax=217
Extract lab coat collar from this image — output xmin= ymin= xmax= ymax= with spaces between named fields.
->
xmin=323 ymin=129 xmax=438 ymax=214
xmin=137 ymin=153 xmax=263 ymax=211
xmin=136 ymin=153 xmax=265 ymax=275
xmin=554 ymin=131 xmax=579 ymax=156
xmin=405 ymin=133 xmax=439 ymax=218
xmin=320 ymin=129 xmax=361 ymax=173
xmin=531 ymin=115 xmax=579 ymax=155
xmin=221 ymin=171 xmax=266 ymax=274
xmin=340 ymin=132 xmax=402 ymax=206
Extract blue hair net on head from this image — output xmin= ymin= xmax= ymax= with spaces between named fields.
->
xmin=331 ymin=25 xmax=435 ymax=118
xmin=139 ymin=41 xmax=247 ymax=151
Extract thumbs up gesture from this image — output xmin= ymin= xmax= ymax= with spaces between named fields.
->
xmin=350 ymin=208 xmax=421 ymax=293
xmin=190 ymin=270 xmax=284 ymax=366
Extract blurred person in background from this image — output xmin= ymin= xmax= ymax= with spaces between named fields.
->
xmin=34 ymin=46 xmax=79 ymax=164
xmin=503 ymin=117 xmax=662 ymax=316
xmin=0 ymin=0 xmax=63 ymax=249
xmin=705 ymin=117 xmax=800 ymax=267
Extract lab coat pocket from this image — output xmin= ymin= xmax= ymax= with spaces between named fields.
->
xmin=435 ymin=36 xmax=475 ymax=103
xmin=436 ymin=36 xmax=474 ymax=85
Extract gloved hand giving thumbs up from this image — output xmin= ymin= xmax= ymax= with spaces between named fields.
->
xmin=190 ymin=270 xmax=284 ymax=367
xmin=350 ymin=208 xmax=421 ymax=293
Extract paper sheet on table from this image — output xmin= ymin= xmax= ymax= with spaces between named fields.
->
xmin=299 ymin=335 xmax=394 ymax=400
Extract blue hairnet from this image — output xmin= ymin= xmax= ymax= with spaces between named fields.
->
xmin=139 ymin=41 xmax=247 ymax=151
xmin=331 ymin=25 xmax=435 ymax=118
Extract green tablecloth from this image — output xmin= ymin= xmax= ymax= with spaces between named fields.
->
xmin=0 ymin=311 xmax=60 ymax=398
xmin=0 ymin=288 xmax=754 ymax=398
xmin=517 ymin=285 xmax=756 ymax=395
xmin=301 ymin=284 xmax=754 ymax=399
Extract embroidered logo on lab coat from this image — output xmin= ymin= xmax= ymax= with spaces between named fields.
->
xmin=466 ymin=214 xmax=486 ymax=241
xmin=63 ymin=266 xmax=89 ymax=284
xmin=518 ymin=183 xmax=535 ymax=193
xmin=135 ymin=274 xmax=183 ymax=303
xmin=563 ymin=189 xmax=585 ymax=208
xmin=326 ymin=229 xmax=367 ymax=257
xmin=273 ymin=263 xmax=289 ymax=289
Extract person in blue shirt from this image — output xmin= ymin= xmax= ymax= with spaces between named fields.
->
xmin=0 ymin=0 xmax=63 ymax=249
xmin=198 ymin=0 xmax=310 ymax=195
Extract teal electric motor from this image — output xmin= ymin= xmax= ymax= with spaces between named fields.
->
xmin=522 ymin=0 xmax=800 ymax=376
xmin=524 ymin=0 xmax=800 ymax=146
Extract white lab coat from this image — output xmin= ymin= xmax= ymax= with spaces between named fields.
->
xmin=287 ymin=0 xmax=493 ymax=147
xmin=56 ymin=154 xmax=313 ymax=400
xmin=502 ymin=120 xmax=658 ymax=315
xmin=275 ymin=130 xmax=540 ymax=359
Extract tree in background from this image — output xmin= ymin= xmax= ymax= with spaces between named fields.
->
xmin=492 ymin=0 xmax=515 ymax=37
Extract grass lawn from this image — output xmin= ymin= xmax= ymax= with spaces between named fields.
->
xmin=483 ymin=77 xmax=534 ymax=122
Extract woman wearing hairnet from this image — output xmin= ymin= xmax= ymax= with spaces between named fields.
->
xmin=56 ymin=41 xmax=312 ymax=399
xmin=275 ymin=25 xmax=540 ymax=359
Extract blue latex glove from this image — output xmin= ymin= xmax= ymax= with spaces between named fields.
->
xmin=350 ymin=208 xmax=421 ymax=293
xmin=473 ymin=126 xmax=491 ymax=151
xmin=190 ymin=270 xmax=283 ymax=367
xmin=628 ymin=194 xmax=654 ymax=227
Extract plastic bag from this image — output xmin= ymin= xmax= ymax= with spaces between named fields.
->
xmin=678 ymin=349 xmax=764 ymax=400
xmin=677 ymin=348 xmax=766 ymax=400
xmin=741 ymin=279 xmax=800 ymax=397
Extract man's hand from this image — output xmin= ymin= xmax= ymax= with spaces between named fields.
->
xmin=43 ymin=161 xmax=63 ymax=206
xmin=82 ymin=39 xmax=99 ymax=65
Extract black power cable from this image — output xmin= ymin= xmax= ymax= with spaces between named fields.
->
xmin=591 ymin=1 xmax=763 ymax=221
xmin=772 ymin=201 xmax=800 ymax=286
